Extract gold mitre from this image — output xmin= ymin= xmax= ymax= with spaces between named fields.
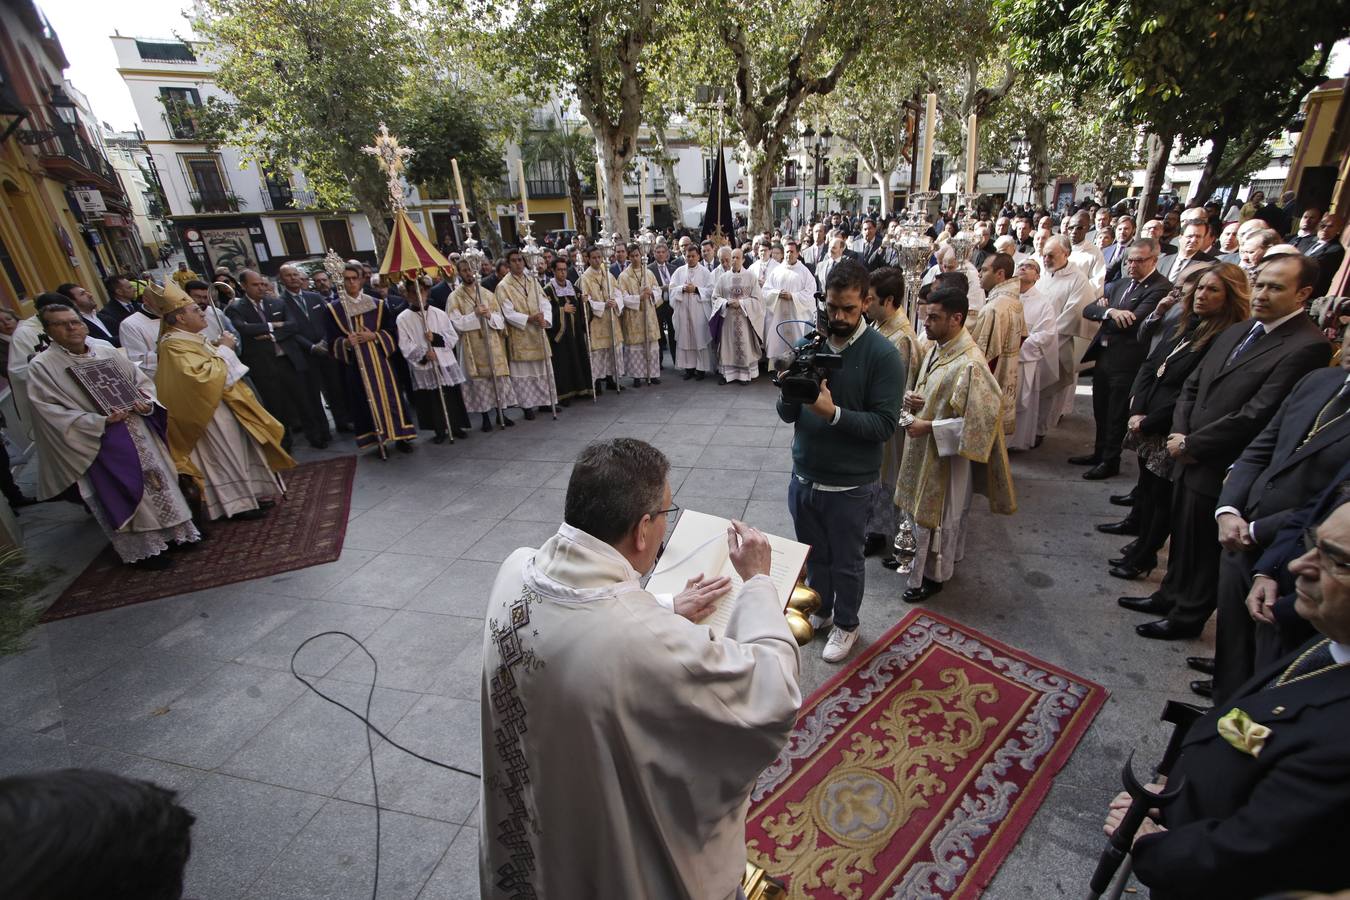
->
xmin=142 ymin=280 xmax=194 ymax=319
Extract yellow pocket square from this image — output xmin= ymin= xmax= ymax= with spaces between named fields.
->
xmin=1217 ymin=708 xmax=1272 ymax=758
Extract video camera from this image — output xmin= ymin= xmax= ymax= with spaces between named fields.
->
xmin=771 ymin=294 xmax=842 ymax=404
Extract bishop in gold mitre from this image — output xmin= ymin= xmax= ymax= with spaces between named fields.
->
xmin=145 ymin=280 xmax=294 ymax=523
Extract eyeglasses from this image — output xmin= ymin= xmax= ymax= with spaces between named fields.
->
xmin=1304 ymin=526 xmax=1350 ymax=580
xmin=652 ymin=502 xmax=681 ymax=521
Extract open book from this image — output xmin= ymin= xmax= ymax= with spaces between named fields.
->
xmin=645 ymin=510 xmax=811 ymax=638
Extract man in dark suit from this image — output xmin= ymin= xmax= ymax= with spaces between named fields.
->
xmin=1209 ymin=346 xmax=1350 ymax=700
xmin=278 ymin=263 xmax=348 ymax=443
xmin=1125 ymin=253 xmax=1332 ymax=639
xmin=1078 ymin=238 xmax=1171 ymax=479
xmin=1107 ymin=497 xmax=1350 ymax=899
xmin=1101 ymin=216 xmax=1136 ymax=285
xmin=648 ymin=242 xmax=677 ymax=366
xmin=850 ymin=218 xmax=887 ymax=271
xmin=1157 ymin=219 xmax=1217 ymax=286
xmin=96 ymin=274 xmax=139 ymax=339
xmin=1305 ymin=212 xmax=1345 ymax=299
xmin=226 ymin=269 xmax=301 ymax=451
xmin=1287 ymin=206 xmax=1322 ymax=252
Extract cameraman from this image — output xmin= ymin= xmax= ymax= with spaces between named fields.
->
xmin=777 ymin=258 xmax=906 ymax=662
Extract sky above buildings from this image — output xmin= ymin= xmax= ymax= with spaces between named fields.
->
xmin=39 ymin=0 xmax=198 ymax=132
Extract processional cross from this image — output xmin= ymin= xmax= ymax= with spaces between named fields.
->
xmin=361 ymin=121 xmax=414 ymax=212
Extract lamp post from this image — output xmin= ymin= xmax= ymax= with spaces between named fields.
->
xmin=795 ymin=125 xmax=833 ymax=224
xmin=1006 ymin=135 xmax=1029 ymax=207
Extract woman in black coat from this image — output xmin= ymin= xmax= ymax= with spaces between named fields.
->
xmin=1111 ymin=263 xmax=1250 ymax=578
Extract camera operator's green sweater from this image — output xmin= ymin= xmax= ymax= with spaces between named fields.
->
xmin=776 ymin=325 xmax=906 ymax=486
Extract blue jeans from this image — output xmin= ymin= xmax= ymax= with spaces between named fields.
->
xmin=787 ymin=476 xmax=871 ymax=631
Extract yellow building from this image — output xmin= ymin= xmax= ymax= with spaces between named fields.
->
xmin=0 ymin=0 xmax=132 ymax=316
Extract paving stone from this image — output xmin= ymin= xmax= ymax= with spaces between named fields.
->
xmin=323 ymin=553 xmax=454 ymax=609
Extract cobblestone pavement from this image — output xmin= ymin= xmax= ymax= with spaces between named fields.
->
xmin=1 ymin=373 xmax=1206 ymax=898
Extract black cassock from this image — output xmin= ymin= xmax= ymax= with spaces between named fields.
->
xmin=544 ymin=278 xmax=594 ymax=402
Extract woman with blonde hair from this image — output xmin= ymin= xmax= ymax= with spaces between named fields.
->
xmin=1110 ymin=262 xmax=1250 ymax=580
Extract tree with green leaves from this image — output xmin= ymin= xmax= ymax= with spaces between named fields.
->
xmin=996 ymin=0 xmax=1349 ymax=218
xmin=519 ymin=112 xmax=595 ymax=239
xmin=193 ymin=0 xmax=408 ymax=251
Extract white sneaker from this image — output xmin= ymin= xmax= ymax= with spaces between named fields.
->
xmin=822 ymin=627 xmax=859 ymax=663
xmin=809 ymin=612 xmax=833 ymax=632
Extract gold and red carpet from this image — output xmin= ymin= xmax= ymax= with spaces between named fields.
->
xmin=747 ymin=610 xmax=1107 ymax=899
xmin=40 ymin=457 xmax=357 ymax=622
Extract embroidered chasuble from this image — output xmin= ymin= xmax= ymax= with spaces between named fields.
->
xmin=495 ymin=273 xmax=557 ymax=407
xmin=447 ymin=283 xmax=520 ymax=415
xmin=578 ymin=266 xmax=628 ymax=380
xmin=713 ymin=270 xmax=765 ymax=381
xmin=619 ymin=264 xmax=663 ymax=379
xmin=894 ymin=329 xmax=1017 ymax=530
xmin=969 ymin=279 xmax=1029 ymax=434
xmin=323 ymin=293 xmax=417 ymax=450
xmin=479 ymin=524 xmax=801 ymax=899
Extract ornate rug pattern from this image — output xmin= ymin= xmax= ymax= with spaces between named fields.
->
xmin=746 ymin=610 xmax=1107 ymax=899
xmin=40 ymin=456 xmax=357 ymax=622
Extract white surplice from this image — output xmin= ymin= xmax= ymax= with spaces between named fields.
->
xmin=1009 ymin=286 xmax=1057 ymax=450
xmin=761 ymin=260 xmax=816 ymax=360
xmin=1038 ymin=261 xmax=1098 ymax=430
xmin=1070 ymin=239 xmax=1107 ymax=290
xmin=668 ymin=262 xmax=715 ymax=372
xmin=479 ymin=524 xmax=801 ymax=900
xmin=119 ymin=311 xmax=161 ymax=376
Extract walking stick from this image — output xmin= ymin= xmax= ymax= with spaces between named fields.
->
xmin=605 ymin=270 xmax=623 ymax=394
xmin=578 ymin=287 xmax=596 ymax=404
xmin=473 ymin=281 xmax=507 ymax=429
xmin=1086 ymin=700 xmax=1204 ymax=900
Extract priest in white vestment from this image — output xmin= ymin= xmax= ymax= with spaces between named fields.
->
xmin=8 ymin=294 xmax=110 ymax=441
xmin=26 ymin=304 xmax=199 ymax=567
xmin=480 ymin=438 xmax=801 ymax=900
xmin=712 ymin=250 xmax=766 ymax=384
xmin=395 ymin=278 xmax=471 ymax=442
xmin=668 ymin=245 xmax=715 ymax=379
xmin=1038 ymin=235 xmax=1099 ymax=431
xmin=1009 ymin=260 xmax=1058 ymax=450
xmin=761 ymin=240 xmax=817 ymax=361
xmin=577 ymin=247 xmax=628 ymax=390
xmin=1065 ymin=210 xmax=1107 ymax=290
xmin=119 ymin=307 xmax=162 ymax=376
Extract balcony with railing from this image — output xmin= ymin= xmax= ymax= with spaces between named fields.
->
xmin=28 ymin=129 xmax=120 ymax=191
xmin=525 ymin=177 xmax=567 ymax=198
xmin=258 ymin=184 xmax=316 ymax=211
xmin=188 ymin=189 xmax=247 ymax=213
xmin=161 ymin=108 xmax=200 ymax=141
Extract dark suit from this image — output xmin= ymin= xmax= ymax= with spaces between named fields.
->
xmin=1290 ymin=233 xmax=1317 ymax=253
xmin=1155 ymin=314 xmax=1331 ymax=629
xmin=280 ymin=288 xmax=347 ymax=439
xmin=853 ymin=236 xmax=887 ymax=271
xmin=1157 ymin=249 xmax=1217 ymax=286
xmin=649 ymin=260 xmax=677 ymax=365
xmin=1307 ymin=238 xmax=1345 ymax=299
xmin=1122 ymin=323 xmax=1218 ymax=567
xmin=96 ymin=300 xmax=138 ymax=342
xmin=1212 ymin=368 xmax=1350 ymax=700
xmin=1131 ymin=638 xmax=1350 ymax=900
xmin=226 ymin=295 xmax=302 ymax=449
xmin=80 ymin=312 xmax=119 ymax=347
xmin=1100 ymin=242 xmax=1127 ymax=285
xmin=1081 ymin=269 xmax=1171 ymax=463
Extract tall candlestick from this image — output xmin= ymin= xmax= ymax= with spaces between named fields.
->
xmin=921 ymin=93 xmax=937 ymax=193
xmin=965 ymin=114 xmax=978 ymax=196
xmin=595 ymin=160 xmax=606 ymax=217
xmin=638 ymin=161 xmax=647 ymax=229
xmin=516 ymin=157 xmax=530 ymax=222
xmin=451 ymin=157 xmax=468 ymax=214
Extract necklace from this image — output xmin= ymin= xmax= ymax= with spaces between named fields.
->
xmin=1297 ymin=385 xmax=1350 ymax=449
xmin=1275 ymin=638 xmax=1349 ymax=687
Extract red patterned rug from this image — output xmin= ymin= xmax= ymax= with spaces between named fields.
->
xmin=40 ymin=456 xmax=357 ymax=622
xmin=746 ymin=610 xmax=1107 ymax=899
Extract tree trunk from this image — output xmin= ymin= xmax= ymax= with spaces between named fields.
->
xmin=659 ymin=155 xmax=685 ymax=230
xmin=1026 ymin=119 xmax=1049 ymax=208
xmin=747 ymin=154 xmax=777 ymax=236
xmin=467 ymin=180 xmax=503 ymax=259
xmin=1189 ymin=134 xmax=1230 ymax=207
xmin=595 ymin=139 xmax=632 ymax=241
xmin=1139 ymin=130 xmax=1174 ymax=223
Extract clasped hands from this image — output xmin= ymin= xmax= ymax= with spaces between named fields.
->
xmin=107 ymin=399 xmax=153 ymax=424
xmin=672 ymin=520 xmax=772 ymax=623
xmin=902 ymin=390 xmax=932 ymax=437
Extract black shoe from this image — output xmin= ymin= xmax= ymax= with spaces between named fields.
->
xmin=1190 ymin=679 xmax=1213 ymax=698
xmin=336 ymin=423 xmax=355 ymax=433
xmin=631 ymin=378 xmax=642 ymax=388
xmin=694 ymin=371 xmax=706 ymax=381
xmin=231 ymin=508 xmax=268 ymax=521
xmin=863 ymin=533 xmax=888 ymax=557
xmin=718 ymin=375 xmax=729 ymax=385
xmin=1083 ymin=461 xmax=1120 ymax=480
xmin=1118 ymin=594 xmax=1170 ymax=615
xmin=1097 ymin=518 xmax=1140 ymax=536
xmin=501 ymin=415 xmax=515 ymax=427
xmin=7 ymin=494 xmax=37 ymax=513
xmin=1119 ymin=540 xmax=1139 ymax=557
xmin=881 ymin=556 xmax=901 ymax=570
xmin=1033 ymin=435 xmax=1045 ymax=448
xmin=682 ymin=369 xmax=696 ymax=380
xmin=903 ymin=578 xmax=944 ymax=604
xmin=396 ymin=440 xmax=415 ymax=453
xmin=309 ymin=438 xmax=330 ymax=449
xmin=1186 ymin=656 xmax=1216 ymax=675
xmin=481 ymin=414 xmax=494 ymax=433
xmin=1109 ymin=492 xmax=1137 ymax=507
xmin=523 ymin=408 xmax=537 ymax=420
xmin=452 ymin=427 xmax=470 ymax=439
xmin=129 ymin=553 xmax=174 ymax=570
xmin=1109 ymin=559 xmax=1156 ymax=580
xmin=537 ymin=405 xmax=552 ymax=414
xmin=1068 ymin=453 xmax=1101 ymax=465
xmin=605 ymin=377 xmax=617 ymax=390
xmin=432 ymin=433 xmax=448 ymax=444
xmin=650 ymin=378 xmax=661 ymax=385
xmin=1135 ymin=619 xmax=1203 ymax=640
xmin=558 ymin=398 xmax=571 ymax=408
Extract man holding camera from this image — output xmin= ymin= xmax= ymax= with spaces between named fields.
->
xmin=778 ymin=258 xmax=907 ymax=662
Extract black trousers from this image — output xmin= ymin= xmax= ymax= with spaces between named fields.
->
xmin=412 ymin=385 xmax=470 ymax=436
xmin=1154 ymin=482 xmax=1222 ymax=629
xmin=788 ymin=477 xmax=871 ymax=631
xmin=1091 ymin=361 xmax=1137 ymax=464
xmin=245 ymin=353 xmax=299 ymax=450
xmin=0 ymin=436 xmax=24 ymax=505
xmin=1127 ymin=464 xmax=1175 ymax=566
xmin=292 ymin=360 xmax=330 ymax=444
xmin=313 ymin=353 xmax=351 ymax=429
xmin=657 ymin=301 xmax=677 ymax=367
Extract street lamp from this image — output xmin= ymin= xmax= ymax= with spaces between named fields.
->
xmin=48 ymin=84 xmax=78 ymax=127
xmin=1006 ymin=135 xmax=1029 ymax=206
xmin=795 ymin=124 xmax=833 ymax=224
